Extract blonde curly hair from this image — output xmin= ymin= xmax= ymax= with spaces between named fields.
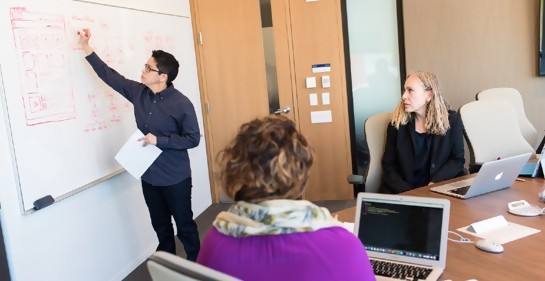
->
xmin=218 ymin=115 xmax=314 ymax=203
xmin=390 ymin=71 xmax=451 ymax=135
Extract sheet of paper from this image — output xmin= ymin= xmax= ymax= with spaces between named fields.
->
xmin=306 ymin=77 xmax=316 ymax=88
xmin=309 ymin=93 xmax=318 ymax=106
xmin=115 ymin=130 xmax=162 ymax=179
xmin=311 ymin=63 xmax=330 ymax=73
xmin=467 ymin=215 xmax=507 ymax=234
xmin=458 ymin=219 xmax=541 ymax=244
xmin=321 ymin=75 xmax=330 ymax=88
xmin=322 ymin=92 xmax=330 ymax=105
xmin=310 ymin=110 xmax=332 ymax=124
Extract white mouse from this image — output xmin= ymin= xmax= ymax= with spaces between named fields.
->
xmin=475 ymin=239 xmax=504 ymax=253
xmin=539 ymin=189 xmax=545 ymax=202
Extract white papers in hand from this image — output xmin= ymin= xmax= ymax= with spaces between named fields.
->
xmin=115 ymin=130 xmax=162 ymax=179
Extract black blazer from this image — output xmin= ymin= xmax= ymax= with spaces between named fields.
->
xmin=379 ymin=111 xmax=465 ymax=194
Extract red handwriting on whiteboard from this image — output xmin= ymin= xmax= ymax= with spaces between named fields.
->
xmin=10 ymin=7 xmax=76 ymax=126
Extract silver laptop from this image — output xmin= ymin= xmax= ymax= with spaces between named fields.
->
xmin=354 ymin=193 xmax=450 ymax=281
xmin=431 ymin=152 xmax=532 ymax=199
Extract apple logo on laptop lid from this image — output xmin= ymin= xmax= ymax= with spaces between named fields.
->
xmin=495 ymin=172 xmax=503 ymax=181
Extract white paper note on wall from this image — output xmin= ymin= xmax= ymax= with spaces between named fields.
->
xmin=312 ymin=63 xmax=330 ymax=73
xmin=322 ymin=75 xmax=330 ymax=88
xmin=306 ymin=77 xmax=317 ymax=88
xmin=322 ymin=92 xmax=330 ymax=105
xmin=309 ymin=93 xmax=318 ymax=106
xmin=310 ymin=110 xmax=332 ymax=124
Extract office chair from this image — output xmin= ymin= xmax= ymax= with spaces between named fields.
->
xmin=459 ymin=99 xmax=535 ymax=173
xmin=476 ymin=88 xmax=538 ymax=147
xmin=147 ymin=251 xmax=241 ymax=281
xmin=363 ymin=112 xmax=392 ymax=193
xmin=347 ymin=112 xmax=391 ymax=193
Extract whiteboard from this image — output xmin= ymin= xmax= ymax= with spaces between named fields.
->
xmin=0 ymin=0 xmax=204 ymax=213
xmin=74 ymin=0 xmax=191 ymax=17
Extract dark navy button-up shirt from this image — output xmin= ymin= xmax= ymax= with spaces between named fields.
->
xmin=86 ymin=52 xmax=200 ymax=186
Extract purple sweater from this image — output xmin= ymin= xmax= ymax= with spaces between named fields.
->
xmin=197 ymin=226 xmax=376 ymax=281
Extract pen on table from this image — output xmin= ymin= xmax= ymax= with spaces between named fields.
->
xmin=516 ymin=178 xmax=526 ymax=182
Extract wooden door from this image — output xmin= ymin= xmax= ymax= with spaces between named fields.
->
xmin=281 ymin=0 xmax=353 ymax=200
xmin=191 ymin=0 xmax=353 ymax=202
xmin=190 ymin=0 xmax=269 ymax=202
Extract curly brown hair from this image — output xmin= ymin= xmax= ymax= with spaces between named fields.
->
xmin=390 ymin=71 xmax=451 ymax=135
xmin=218 ymin=115 xmax=314 ymax=203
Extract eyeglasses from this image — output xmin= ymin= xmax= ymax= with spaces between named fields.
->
xmin=144 ymin=64 xmax=160 ymax=73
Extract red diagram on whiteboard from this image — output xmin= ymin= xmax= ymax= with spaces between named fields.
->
xmin=10 ymin=7 xmax=76 ymax=126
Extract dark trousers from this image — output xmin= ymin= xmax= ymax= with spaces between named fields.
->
xmin=142 ymin=177 xmax=200 ymax=261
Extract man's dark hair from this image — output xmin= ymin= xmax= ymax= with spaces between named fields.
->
xmin=152 ymin=50 xmax=180 ymax=86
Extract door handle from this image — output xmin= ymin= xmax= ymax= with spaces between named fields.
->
xmin=274 ymin=106 xmax=291 ymax=115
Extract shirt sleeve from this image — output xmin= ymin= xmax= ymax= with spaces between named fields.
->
xmin=155 ymin=97 xmax=201 ymax=150
xmin=381 ymin=124 xmax=413 ymax=193
xmin=85 ymin=52 xmax=143 ymax=102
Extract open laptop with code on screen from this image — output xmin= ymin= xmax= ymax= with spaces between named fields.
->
xmin=430 ymin=153 xmax=532 ymax=199
xmin=354 ymin=193 xmax=450 ymax=281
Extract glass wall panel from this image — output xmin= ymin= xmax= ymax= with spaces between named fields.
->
xmin=346 ymin=0 xmax=403 ymax=191
xmin=260 ymin=0 xmax=280 ymax=113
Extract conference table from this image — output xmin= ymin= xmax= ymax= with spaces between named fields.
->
xmin=335 ymin=175 xmax=545 ymax=280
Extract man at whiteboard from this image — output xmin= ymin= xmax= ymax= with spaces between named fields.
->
xmin=77 ymin=28 xmax=201 ymax=261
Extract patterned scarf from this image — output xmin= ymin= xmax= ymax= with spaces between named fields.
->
xmin=213 ymin=199 xmax=343 ymax=237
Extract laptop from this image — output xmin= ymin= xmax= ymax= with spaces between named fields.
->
xmin=519 ymin=148 xmax=544 ymax=177
xmin=430 ymin=152 xmax=532 ymax=199
xmin=354 ymin=193 xmax=450 ymax=281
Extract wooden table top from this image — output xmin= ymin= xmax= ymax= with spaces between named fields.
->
xmin=335 ymin=175 xmax=545 ymax=280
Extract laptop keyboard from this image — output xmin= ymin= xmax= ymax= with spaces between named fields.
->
xmin=371 ymin=260 xmax=432 ymax=280
xmin=444 ymin=179 xmax=473 ymax=195
xmin=450 ymin=185 xmax=470 ymax=195
xmin=447 ymin=179 xmax=473 ymax=188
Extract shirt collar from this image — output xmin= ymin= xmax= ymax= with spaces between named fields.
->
xmin=150 ymin=84 xmax=175 ymax=99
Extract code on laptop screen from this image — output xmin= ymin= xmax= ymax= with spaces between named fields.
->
xmin=357 ymin=200 xmax=444 ymax=261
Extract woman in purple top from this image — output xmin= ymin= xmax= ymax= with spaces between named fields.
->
xmin=197 ymin=115 xmax=376 ymax=281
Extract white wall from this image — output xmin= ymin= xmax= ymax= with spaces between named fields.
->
xmin=0 ymin=140 xmax=156 ymax=280
xmin=403 ymin=0 xmax=545 ymax=149
xmin=0 ymin=0 xmax=211 ymax=280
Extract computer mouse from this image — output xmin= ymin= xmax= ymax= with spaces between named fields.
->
xmin=475 ymin=239 xmax=504 ymax=253
xmin=539 ymin=189 xmax=545 ymax=202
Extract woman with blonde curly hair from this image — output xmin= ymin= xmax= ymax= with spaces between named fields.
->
xmin=380 ymin=71 xmax=465 ymax=194
xmin=197 ymin=115 xmax=375 ymax=281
